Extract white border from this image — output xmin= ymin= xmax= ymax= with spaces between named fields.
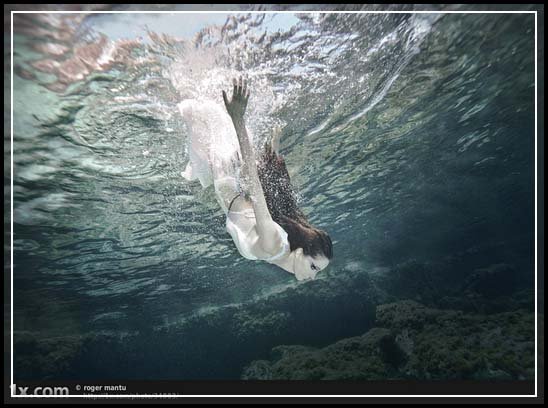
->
xmin=534 ymin=8 xmax=539 ymax=400
xmin=9 ymin=8 xmax=539 ymax=399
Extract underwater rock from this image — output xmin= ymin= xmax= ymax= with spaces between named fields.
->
xmin=14 ymin=273 xmax=377 ymax=380
xmin=398 ymin=308 xmax=535 ymax=380
xmin=394 ymin=329 xmax=414 ymax=358
xmin=242 ymin=300 xmax=535 ymax=380
xmin=241 ymin=360 xmax=272 ymax=380
xmin=377 ymin=300 xmax=535 ymax=380
xmin=14 ymin=256 xmax=533 ymax=381
xmin=242 ymin=328 xmax=404 ymax=380
xmin=14 ymin=332 xmax=86 ymax=380
xmin=375 ymin=300 xmax=441 ymax=330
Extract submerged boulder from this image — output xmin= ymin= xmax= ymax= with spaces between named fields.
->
xmin=242 ymin=328 xmax=405 ymax=380
xmin=242 ymin=300 xmax=535 ymax=380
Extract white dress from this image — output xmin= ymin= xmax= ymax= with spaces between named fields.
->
xmin=178 ymin=98 xmax=290 ymax=262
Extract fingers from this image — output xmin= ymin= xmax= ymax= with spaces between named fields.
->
xmin=229 ymin=76 xmax=250 ymax=100
xmin=242 ymin=78 xmax=250 ymax=101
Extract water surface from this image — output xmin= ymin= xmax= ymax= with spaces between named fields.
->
xmin=8 ymin=6 xmax=536 ymax=380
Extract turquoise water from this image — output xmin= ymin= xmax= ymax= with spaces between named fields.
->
xmin=8 ymin=6 xmax=537 ymax=380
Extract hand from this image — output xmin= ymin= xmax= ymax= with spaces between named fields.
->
xmin=222 ymin=77 xmax=250 ymax=122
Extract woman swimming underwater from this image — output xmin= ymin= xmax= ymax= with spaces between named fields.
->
xmin=180 ymin=78 xmax=333 ymax=281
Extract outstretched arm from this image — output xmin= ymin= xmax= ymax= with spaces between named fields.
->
xmin=222 ymin=78 xmax=281 ymax=255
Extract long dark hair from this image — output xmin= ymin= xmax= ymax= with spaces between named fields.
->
xmin=257 ymin=143 xmax=333 ymax=259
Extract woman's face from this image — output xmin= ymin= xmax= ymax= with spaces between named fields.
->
xmin=291 ymin=248 xmax=330 ymax=281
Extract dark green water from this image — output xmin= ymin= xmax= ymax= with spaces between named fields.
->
xmin=7 ymin=6 xmax=537 ymax=380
